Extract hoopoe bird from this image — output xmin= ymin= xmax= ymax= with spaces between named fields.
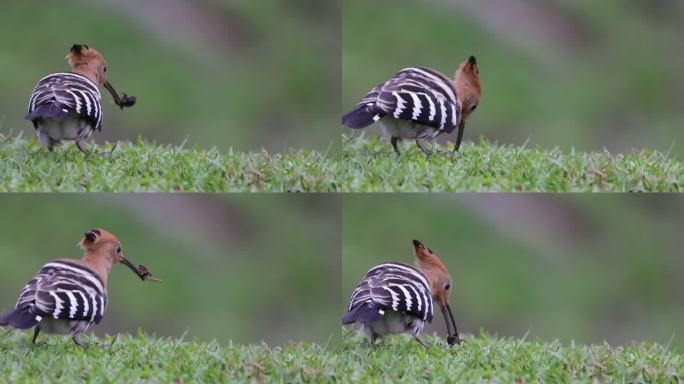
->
xmin=342 ymin=240 xmax=461 ymax=347
xmin=0 ymin=229 xmax=158 ymax=347
xmin=342 ymin=56 xmax=481 ymax=156
xmin=25 ymin=44 xmax=136 ymax=155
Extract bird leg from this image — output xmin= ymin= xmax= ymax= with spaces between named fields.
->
xmin=413 ymin=335 xmax=429 ymax=349
xmin=415 ymin=138 xmax=431 ymax=157
xmin=415 ymin=129 xmax=434 ymax=156
xmin=75 ymin=140 xmax=91 ymax=156
xmin=411 ymin=323 xmax=429 ymax=348
xmin=391 ymin=137 xmax=402 ymax=156
xmin=72 ymin=333 xmax=86 ymax=348
xmin=32 ymin=326 xmax=41 ymax=344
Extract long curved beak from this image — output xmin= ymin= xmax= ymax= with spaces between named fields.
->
xmin=442 ymin=303 xmax=462 ymax=345
xmin=103 ymin=80 xmax=123 ymax=108
xmin=120 ymin=256 xmax=144 ymax=281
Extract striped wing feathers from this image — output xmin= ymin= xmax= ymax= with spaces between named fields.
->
xmin=27 ymin=72 xmax=103 ymax=130
xmin=357 ymin=67 xmax=461 ymax=133
xmin=348 ymin=262 xmax=433 ymax=322
xmin=16 ymin=260 xmax=107 ymax=324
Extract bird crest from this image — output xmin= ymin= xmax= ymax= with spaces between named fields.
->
xmin=65 ymin=44 xmax=108 ymax=85
xmin=79 ymin=228 xmax=117 ymax=250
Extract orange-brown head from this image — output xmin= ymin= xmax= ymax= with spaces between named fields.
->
xmin=453 ymin=56 xmax=481 ymax=121
xmin=413 ymin=239 xmax=461 ymax=345
xmin=79 ymin=228 xmax=141 ymax=282
xmin=66 ymin=44 xmax=108 ymax=85
xmin=65 ymin=44 xmax=136 ymax=109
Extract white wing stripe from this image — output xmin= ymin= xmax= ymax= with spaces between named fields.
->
xmin=61 ymin=290 xmax=79 ymax=318
xmin=43 ymin=262 xmax=104 ymax=293
xmin=407 ymin=284 xmax=422 ymax=312
xmin=367 ymin=263 xmax=430 ymax=290
xmin=383 ymin=286 xmax=400 ymax=311
xmin=49 ymin=291 xmax=63 ymax=319
xmin=439 ymin=99 xmax=447 ymax=129
xmin=89 ymin=292 xmax=98 ymax=322
xmin=99 ymin=296 xmax=106 ymax=318
xmin=75 ymin=290 xmax=89 ymax=318
xmin=405 ymin=67 xmax=457 ymax=102
xmin=75 ymin=89 xmax=92 ymax=115
xmin=395 ymin=284 xmax=413 ymax=311
xmin=392 ymin=91 xmax=406 ymax=119
xmin=408 ymin=92 xmax=423 ymax=120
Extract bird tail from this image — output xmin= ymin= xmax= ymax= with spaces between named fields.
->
xmin=342 ymin=303 xmax=383 ymax=325
xmin=0 ymin=308 xmax=40 ymax=330
xmin=342 ymin=103 xmax=385 ymax=129
xmin=25 ymin=104 xmax=68 ymax=121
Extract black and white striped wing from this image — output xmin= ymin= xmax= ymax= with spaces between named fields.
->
xmin=27 ymin=72 xmax=103 ymax=130
xmin=355 ymin=67 xmax=461 ymax=133
xmin=15 ymin=260 xmax=108 ymax=324
xmin=348 ymin=262 xmax=433 ymax=322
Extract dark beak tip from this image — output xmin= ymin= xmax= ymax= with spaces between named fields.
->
xmin=412 ymin=239 xmax=423 ymax=247
xmin=447 ymin=335 xmax=463 ymax=346
xmin=468 ymin=56 xmax=477 ymax=64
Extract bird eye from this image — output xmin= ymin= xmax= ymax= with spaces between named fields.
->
xmin=103 ymin=66 xmax=107 ymax=73
xmin=470 ymin=104 xmax=478 ymax=112
xmin=444 ymin=283 xmax=451 ymax=290
xmin=116 ymin=246 xmax=121 ymax=253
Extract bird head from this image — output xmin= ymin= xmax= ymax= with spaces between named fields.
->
xmin=413 ymin=239 xmax=461 ymax=345
xmin=66 ymin=44 xmax=136 ymax=109
xmin=66 ymin=44 xmax=108 ymax=85
xmin=454 ymin=56 xmax=481 ymax=121
xmin=80 ymin=228 xmax=140 ymax=279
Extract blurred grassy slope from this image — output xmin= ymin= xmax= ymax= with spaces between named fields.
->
xmin=342 ymin=0 xmax=684 ymax=156
xmin=342 ymin=194 xmax=684 ymax=348
xmin=0 ymin=194 xmax=340 ymax=345
xmin=0 ymin=0 xmax=338 ymax=152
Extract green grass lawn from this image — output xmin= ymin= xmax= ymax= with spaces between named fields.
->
xmin=3 ymin=133 xmax=681 ymax=192
xmin=0 ymin=135 xmax=338 ymax=192
xmin=340 ymin=134 xmax=683 ymax=192
xmin=1 ymin=329 xmax=681 ymax=382
xmin=340 ymin=331 xmax=684 ymax=383
xmin=0 ymin=330 xmax=336 ymax=383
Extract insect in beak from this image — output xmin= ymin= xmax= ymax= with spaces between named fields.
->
xmin=120 ymin=257 xmax=161 ymax=282
xmin=103 ymin=80 xmax=136 ymax=109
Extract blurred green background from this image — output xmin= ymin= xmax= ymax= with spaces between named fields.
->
xmin=342 ymin=194 xmax=684 ymax=347
xmin=0 ymin=0 xmax=339 ymax=153
xmin=0 ymin=194 xmax=340 ymax=345
xmin=343 ymin=0 xmax=684 ymax=156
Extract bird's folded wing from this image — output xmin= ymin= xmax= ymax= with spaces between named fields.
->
xmin=27 ymin=72 xmax=103 ymax=130
xmin=348 ymin=262 xmax=433 ymax=322
xmin=16 ymin=261 xmax=107 ymax=324
xmin=352 ymin=68 xmax=461 ymax=133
